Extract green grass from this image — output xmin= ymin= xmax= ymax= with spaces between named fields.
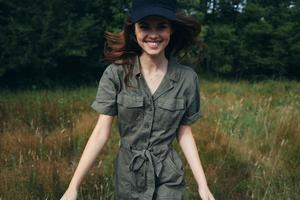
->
xmin=0 ymin=80 xmax=299 ymax=200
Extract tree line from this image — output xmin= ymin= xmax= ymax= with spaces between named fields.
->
xmin=0 ymin=0 xmax=299 ymax=88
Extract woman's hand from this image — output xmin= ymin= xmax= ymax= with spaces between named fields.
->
xmin=198 ymin=185 xmax=215 ymax=200
xmin=60 ymin=187 xmax=78 ymax=200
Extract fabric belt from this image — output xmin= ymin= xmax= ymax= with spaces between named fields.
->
xmin=120 ymin=140 xmax=171 ymax=199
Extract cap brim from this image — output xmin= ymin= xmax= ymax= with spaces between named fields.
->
xmin=131 ymin=6 xmax=176 ymax=23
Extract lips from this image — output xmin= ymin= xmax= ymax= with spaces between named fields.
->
xmin=144 ymin=41 xmax=161 ymax=48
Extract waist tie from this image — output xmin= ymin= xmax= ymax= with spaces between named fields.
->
xmin=120 ymin=141 xmax=171 ymax=199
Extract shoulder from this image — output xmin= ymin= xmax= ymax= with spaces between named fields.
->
xmin=102 ymin=63 xmax=124 ymax=79
xmin=100 ymin=63 xmax=124 ymax=88
xmin=104 ymin=63 xmax=121 ymax=74
xmin=178 ymin=64 xmax=197 ymax=76
xmin=174 ymin=62 xmax=199 ymax=83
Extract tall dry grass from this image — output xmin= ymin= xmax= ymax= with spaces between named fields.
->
xmin=0 ymin=80 xmax=299 ymax=199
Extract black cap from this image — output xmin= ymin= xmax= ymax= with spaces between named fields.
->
xmin=131 ymin=0 xmax=177 ymax=23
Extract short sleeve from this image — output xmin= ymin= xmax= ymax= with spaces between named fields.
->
xmin=180 ymin=72 xmax=202 ymax=125
xmin=91 ymin=65 xmax=119 ymax=116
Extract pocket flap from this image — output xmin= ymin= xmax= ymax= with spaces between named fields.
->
xmin=158 ymin=98 xmax=184 ymax=111
xmin=117 ymin=94 xmax=144 ymax=108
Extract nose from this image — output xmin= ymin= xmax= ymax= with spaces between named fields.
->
xmin=148 ymin=28 xmax=159 ymax=38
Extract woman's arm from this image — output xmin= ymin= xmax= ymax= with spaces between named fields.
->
xmin=61 ymin=114 xmax=114 ymax=200
xmin=177 ymin=125 xmax=215 ymax=200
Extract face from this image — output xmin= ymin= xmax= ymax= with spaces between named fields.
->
xmin=134 ymin=16 xmax=173 ymax=57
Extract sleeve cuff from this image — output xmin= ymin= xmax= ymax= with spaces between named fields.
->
xmin=180 ymin=111 xmax=203 ymax=125
xmin=91 ymin=101 xmax=117 ymax=116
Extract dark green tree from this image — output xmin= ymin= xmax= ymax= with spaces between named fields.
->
xmin=0 ymin=0 xmax=126 ymax=87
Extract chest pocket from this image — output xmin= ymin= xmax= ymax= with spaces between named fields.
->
xmin=157 ymin=98 xmax=185 ymax=111
xmin=155 ymin=98 xmax=185 ymax=129
xmin=117 ymin=94 xmax=144 ymax=123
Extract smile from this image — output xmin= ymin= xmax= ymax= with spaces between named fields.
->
xmin=144 ymin=41 xmax=162 ymax=48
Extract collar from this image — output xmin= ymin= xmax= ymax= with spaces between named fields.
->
xmin=133 ymin=56 xmax=180 ymax=82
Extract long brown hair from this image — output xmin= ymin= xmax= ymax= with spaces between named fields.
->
xmin=104 ymin=13 xmax=201 ymax=87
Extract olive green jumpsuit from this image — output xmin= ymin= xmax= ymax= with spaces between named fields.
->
xmin=91 ymin=56 xmax=202 ymax=200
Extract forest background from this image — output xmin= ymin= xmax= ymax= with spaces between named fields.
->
xmin=0 ymin=0 xmax=299 ymax=200
xmin=0 ymin=0 xmax=299 ymax=88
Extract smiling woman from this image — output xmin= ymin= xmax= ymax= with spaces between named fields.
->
xmin=104 ymin=4 xmax=201 ymax=87
xmin=60 ymin=1 xmax=215 ymax=200
xmin=134 ymin=17 xmax=173 ymax=57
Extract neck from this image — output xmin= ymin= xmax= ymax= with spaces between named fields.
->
xmin=139 ymin=53 xmax=168 ymax=73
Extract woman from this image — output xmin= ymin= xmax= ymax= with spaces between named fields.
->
xmin=61 ymin=0 xmax=215 ymax=199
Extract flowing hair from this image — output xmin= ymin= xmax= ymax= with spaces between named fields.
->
xmin=104 ymin=13 xmax=201 ymax=87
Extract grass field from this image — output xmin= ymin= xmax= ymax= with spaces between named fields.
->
xmin=0 ymin=80 xmax=299 ymax=200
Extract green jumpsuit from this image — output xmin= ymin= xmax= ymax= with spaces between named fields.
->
xmin=91 ymin=56 xmax=202 ymax=200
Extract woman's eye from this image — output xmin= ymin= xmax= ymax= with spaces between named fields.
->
xmin=139 ymin=25 xmax=149 ymax=30
xmin=158 ymin=25 xmax=168 ymax=30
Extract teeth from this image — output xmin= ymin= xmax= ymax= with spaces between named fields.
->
xmin=146 ymin=41 xmax=160 ymax=48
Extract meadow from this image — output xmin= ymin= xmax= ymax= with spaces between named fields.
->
xmin=0 ymin=80 xmax=299 ymax=200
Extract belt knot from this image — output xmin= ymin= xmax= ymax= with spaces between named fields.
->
xmin=120 ymin=141 xmax=171 ymax=199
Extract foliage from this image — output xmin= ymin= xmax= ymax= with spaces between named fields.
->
xmin=0 ymin=0 xmax=299 ymax=88
xmin=0 ymin=0 xmax=126 ymax=88
xmin=201 ymin=0 xmax=300 ymax=79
